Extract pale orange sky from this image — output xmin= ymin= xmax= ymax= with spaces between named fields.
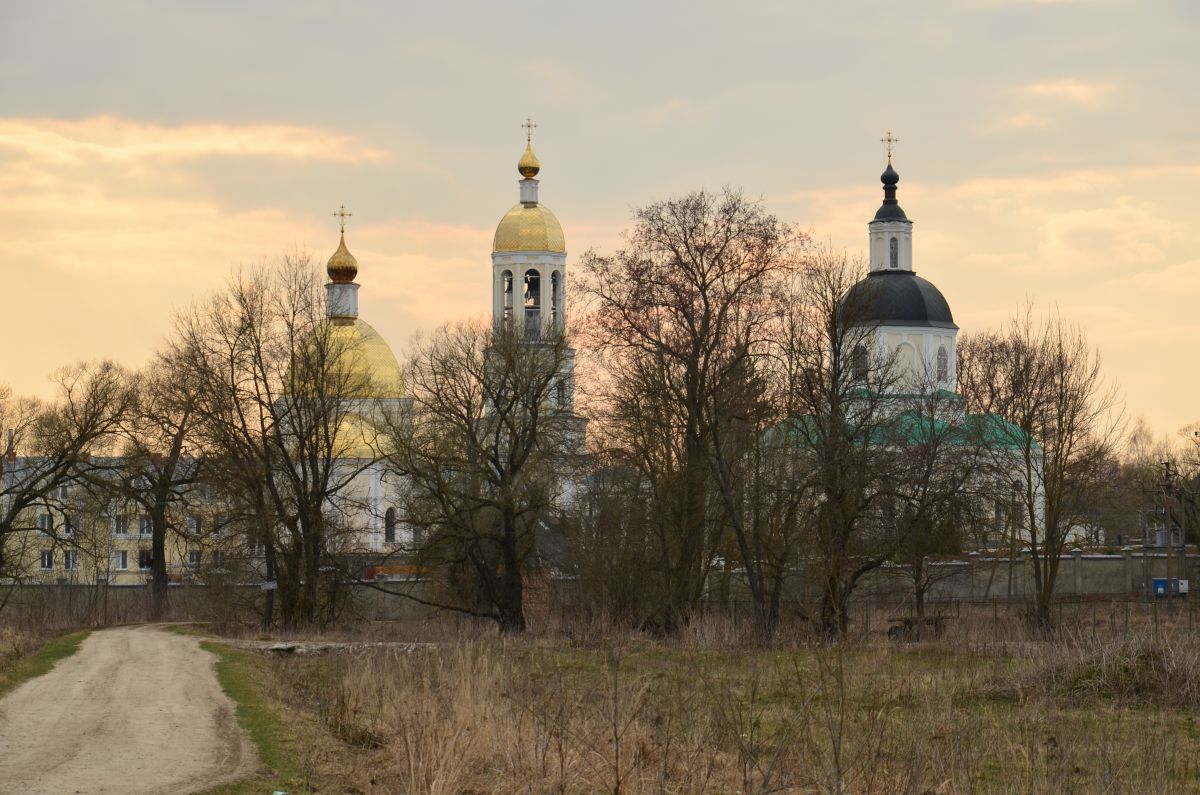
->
xmin=1 ymin=1 xmax=1198 ymax=437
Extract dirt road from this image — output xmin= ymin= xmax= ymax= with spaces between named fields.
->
xmin=0 ymin=625 xmax=256 ymax=795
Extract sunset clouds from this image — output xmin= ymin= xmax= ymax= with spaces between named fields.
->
xmin=1 ymin=0 xmax=1197 ymax=434
xmin=0 ymin=117 xmax=390 ymax=166
xmin=1021 ymin=79 xmax=1115 ymax=108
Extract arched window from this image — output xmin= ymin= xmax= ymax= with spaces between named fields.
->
xmin=889 ymin=237 xmax=898 ymax=268
xmin=384 ymin=507 xmax=396 ymax=544
xmin=524 ymin=269 xmax=541 ymax=338
xmin=550 ymin=271 xmax=561 ymax=328
xmin=502 ymin=271 xmax=513 ymax=326
xmin=936 ymin=345 xmax=948 ymax=383
xmin=851 ymin=344 xmax=868 ymax=381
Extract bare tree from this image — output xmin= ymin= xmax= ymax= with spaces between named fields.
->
xmin=174 ymin=256 xmax=378 ymax=627
xmin=775 ymin=248 xmax=906 ymax=640
xmin=384 ymin=321 xmax=578 ymax=633
xmin=577 ymin=187 xmax=806 ymax=632
xmin=0 ymin=363 xmax=130 ymax=596
xmin=105 ymin=357 xmax=202 ymax=619
xmin=959 ymin=306 xmax=1122 ymax=632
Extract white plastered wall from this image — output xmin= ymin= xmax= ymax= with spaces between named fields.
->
xmin=877 ymin=324 xmax=958 ymax=391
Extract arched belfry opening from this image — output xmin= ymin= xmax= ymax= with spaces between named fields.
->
xmin=524 ymin=269 xmax=541 ymax=338
xmin=502 ymin=270 xmax=514 ymax=327
xmin=551 ymin=270 xmax=561 ymax=328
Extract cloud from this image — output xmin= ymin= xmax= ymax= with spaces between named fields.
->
xmin=1032 ymin=200 xmax=1179 ymax=273
xmin=1021 ymin=79 xmax=1115 ymax=108
xmin=975 ymin=0 xmax=1101 ymax=4
xmin=0 ymin=116 xmax=390 ymax=166
xmin=999 ymin=111 xmax=1053 ymax=130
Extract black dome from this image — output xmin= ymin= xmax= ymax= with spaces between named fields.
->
xmin=839 ymin=270 xmax=957 ymax=328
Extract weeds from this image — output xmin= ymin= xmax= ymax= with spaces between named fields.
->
xmin=243 ymin=615 xmax=1200 ymax=794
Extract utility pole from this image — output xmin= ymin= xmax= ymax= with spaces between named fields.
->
xmin=1162 ymin=461 xmax=1173 ymax=611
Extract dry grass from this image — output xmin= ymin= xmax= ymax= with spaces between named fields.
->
xmin=249 ymin=609 xmax=1200 ymax=794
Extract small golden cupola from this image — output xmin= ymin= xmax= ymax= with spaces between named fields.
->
xmin=327 ymin=204 xmax=358 ymax=284
xmin=327 ymin=233 xmax=358 ymax=283
xmin=518 ymin=140 xmax=540 ymax=179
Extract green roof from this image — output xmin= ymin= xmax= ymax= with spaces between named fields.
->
xmin=765 ymin=409 xmax=1036 ymax=450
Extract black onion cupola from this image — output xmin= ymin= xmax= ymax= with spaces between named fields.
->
xmin=874 ymin=163 xmax=908 ymax=221
xmin=840 ymin=138 xmax=960 ymax=391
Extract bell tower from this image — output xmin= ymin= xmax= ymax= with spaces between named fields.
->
xmin=868 ymin=131 xmax=914 ymax=273
xmin=489 ymin=121 xmax=576 ymax=413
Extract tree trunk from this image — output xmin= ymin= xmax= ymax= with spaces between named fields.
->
xmin=498 ymin=520 xmax=526 ymax=633
xmin=766 ymin=569 xmax=783 ymax=637
xmin=302 ymin=527 xmax=321 ymax=625
xmin=913 ymin=557 xmax=927 ymax=622
xmin=261 ymin=544 xmax=277 ymax=632
xmin=150 ymin=506 xmax=169 ymax=621
xmin=819 ymin=574 xmax=849 ymax=643
xmin=277 ymin=549 xmax=302 ymax=629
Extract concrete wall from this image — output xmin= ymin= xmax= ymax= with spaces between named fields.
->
xmin=887 ymin=550 xmax=1200 ymax=603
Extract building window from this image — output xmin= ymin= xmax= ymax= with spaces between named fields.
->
xmin=851 ymin=345 xmax=868 ymax=381
xmin=524 ymin=269 xmax=541 ymax=338
xmin=139 ymin=516 xmax=152 ymax=536
xmin=113 ymin=515 xmax=129 ymax=536
xmin=557 ymin=379 xmax=567 ymax=408
xmin=63 ymin=550 xmax=79 ymax=570
xmin=384 ymin=507 xmax=397 ymax=544
xmin=186 ymin=515 xmax=201 ymax=537
xmin=936 ymin=345 xmax=948 ymax=383
xmin=112 ymin=550 xmax=128 ymax=571
xmin=138 ymin=549 xmax=153 ymax=570
xmin=40 ymin=550 xmax=53 ymax=570
xmin=187 ymin=550 xmax=202 ymax=568
xmin=502 ymin=270 xmax=514 ymax=326
xmin=64 ymin=515 xmax=79 ymax=537
xmin=211 ymin=550 xmax=225 ymax=568
xmin=37 ymin=513 xmax=53 ymax=535
xmin=889 ymin=237 xmax=898 ymax=268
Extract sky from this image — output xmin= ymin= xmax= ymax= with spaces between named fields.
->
xmin=1 ymin=0 xmax=1198 ymax=436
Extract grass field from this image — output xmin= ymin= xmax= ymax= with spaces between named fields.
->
xmin=236 ymin=610 xmax=1200 ymax=794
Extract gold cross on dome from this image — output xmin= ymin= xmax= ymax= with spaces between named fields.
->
xmin=880 ymin=130 xmax=899 ymax=164
xmin=332 ymin=204 xmax=352 ymax=233
xmin=522 ymin=117 xmax=537 ymax=142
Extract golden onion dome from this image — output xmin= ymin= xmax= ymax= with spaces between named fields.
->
xmin=328 ymin=318 xmax=404 ymax=399
xmin=327 ymin=232 xmax=358 ymax=283
xmin=493 ymin=203 xmax=566 ymax=253
xmin=518 ymin=141 xmax=541 ymax=179
xmin=291 ymin=318 xmax=404 ymax=401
